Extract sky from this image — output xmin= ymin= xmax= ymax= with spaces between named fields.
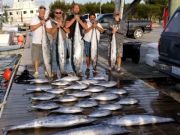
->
xmin=3 ymin=0 xmax=134 ymax=7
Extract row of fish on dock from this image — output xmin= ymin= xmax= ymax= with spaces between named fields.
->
xmin=3 ymin=76 xmax=175 ymax=135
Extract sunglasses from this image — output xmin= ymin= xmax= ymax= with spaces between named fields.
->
xmin=55 ymin=11 xmax=62 ymax=14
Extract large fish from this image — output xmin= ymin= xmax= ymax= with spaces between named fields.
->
xmin=52 ymin=124 xmax=129 ymax=135
xmin=104 ymin=114 xmax=174 ymax=126
xmin=110 ymin=33 xmax=117 ymax=68
xmin=89 ymin=109 xmax=111 ymax=118
xmin=64 ymin=83 xmax=88 ymax=90
xmin=56 ymin=76 xmax=80 ymax=82
xmin=95 ymin=81 xmax=117 ymax=88
xmin=31 ymin=102 xmax=59 ymax=110
xmin=57 ymin=28 xmax=66 ymax=74
xmin=72 ymin=21 xmax=84 ymax=74
xmin=92 ymin=93 xmax=119 ymax=101
xmin=91 ymin=28 xmax=98 ymax=69
xmin=50 ymin=106 xmax=83 ymax=114
xmin=42 ymin=25 xmax=52 ymax=78
xmin=3 ymin=115 xmax=96 ymax=135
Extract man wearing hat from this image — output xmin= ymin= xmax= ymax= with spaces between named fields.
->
xmin=110 ymin=11 xmax=127 ymax=72
xmin=30 ymin=5 xmax=47 ymax=78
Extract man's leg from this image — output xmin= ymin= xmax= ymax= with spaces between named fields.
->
xmin=116 ymin=43 xmax=123 ymax=72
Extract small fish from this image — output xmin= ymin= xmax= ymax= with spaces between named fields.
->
xmin=104 ymin=115 xmax=174 ymax=126
xmin=76 ymin=100 xmax=98 ymax=108
xmin=99 ymin=104 xmax=122 ymax=111
xmin=84 ymin=86 xmax=105 ymax=93
xmin=115 ymin=98 xmax=138 ymax=105
xmin=31 ymin=94 xmax=55 ymax=101
xmin=44 ymin=89 xmax=65 ymax=94
xmin=68 ymin=91 xmax=91 ymax=98
xmin=109 ymin=89 xmax=127 ymax=95
xmin=95 ymin=81 xmax=117 ymax=88
xmin=31 ymin=102 xmax=59 ymax=110
xmin=28 ymin=79 xmax=49 ymax=84
xmin=52 ymin=124 xmax=129 ymax=135
xmin=64 ymin=83 xmax=88 ymax=90
xmin=56 ymin=76 xmax=80 ymax=82
xmin=51 ymin=81 xmax=70 ymax=86
xmin=92 ymin=93 xmax=119 ymax=101
xmin=57 ymin=95 xmax=78 ymax=102
xmin=26 ymin=86 xmax=52 ymax=92
xmin=50 ymin=106 xmax=83 ymax=114
xmin=77 ymin=79 xmax=99 ymax=85
xmin=88 ymin=109 xmax=111 ymax=118
xmin=3 ymin=115 xmax=96 ymax=135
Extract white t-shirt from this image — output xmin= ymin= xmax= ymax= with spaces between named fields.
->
xmin=30 ymin=16 xmax=43 ymax=44
xmin=46 ymin=20 xmax=52 ymax=29
xmin=83 ymin=20 xmax=103 ymax=42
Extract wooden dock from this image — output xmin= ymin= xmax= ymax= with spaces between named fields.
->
xmin=0 ymin=79 xmax=180 ymax=135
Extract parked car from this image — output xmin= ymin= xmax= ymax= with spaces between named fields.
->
xmin=154 ymin=7 xmax=180 ymax=79
xmin=97 ymin=13 xmax=152 ymax=39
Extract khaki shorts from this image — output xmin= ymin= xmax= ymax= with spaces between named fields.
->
xmin=117 ymin=43 xmax=123 ymax=58
xmin=31 ymin=44 xmax=43 ymax=64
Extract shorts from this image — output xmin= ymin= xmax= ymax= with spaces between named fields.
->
xmin=117 ymin=43 xmax=123 ymax=58
xmin=84 ymin=40 xmax=91 ymax=57
xmin=31 ymin=43 xmax=43 ymax=63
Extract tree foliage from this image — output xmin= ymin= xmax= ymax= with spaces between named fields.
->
xmin=49 ymin=0 xmax=167 ymax=21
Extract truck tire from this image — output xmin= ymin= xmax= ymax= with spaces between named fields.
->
xmin=133 ymin=28 xmax=143 ymax=39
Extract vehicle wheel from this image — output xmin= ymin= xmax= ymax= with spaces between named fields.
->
xmin=132 ymin=49 xmax=140 ymax=64
xmin=133 ymin=28 xmax=143 ymax=39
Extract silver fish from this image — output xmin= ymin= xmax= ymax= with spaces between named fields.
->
xmin=64 ymin=83 xmax=88 ymax=90
xmin=91 ymin=28 xmax=98 ymax=69
xmin=57 ymin=28 xmax=66 ymax=73
xmin=110 ymin=33 xmax=116 ymax=68
xmin=42 ymin=25 xmax=52 ymax=78
xmin=26 ymin=86 xmax=52 ymax=92
xmin=31 ymin=102 xmax=59 ymax=110
xmin=44 ymin=89 xmax=65 ymax=94
xmin=92 ymin=93 xmax=119 ymax=101
xmin=73 ymin=21 xmax=84 ymax=73
xmin=52 ymin=124 xmax=129 ymax=135
xmin=95 ymin=81 xmax=117 ymax=88
xmin=88 ymin=109 xmax=111 ymax=118
xmin=99 ymin=104 xmax=122 ymax=111
xmin=109 ymin=89 xmax=127 ymax=95
xmin=50 ymin=106 xmax=83 ymax=114
xmin=51 ymin=81 xmax=70 ymax=86
xmin=76 ymin=100 xmax=98 ymax=108
xmin=57 ymin=95 xmax=78 ymax=102
xmin=3 ymin=115 xmax=96 ymax=135
xmin=91 ymin=76 xmax=106 ymax=81
xmin=28 ymin=79 xmax=49 ymax=84
xmin=105 ymin=115 xmax=174 ymax=126
xmin=77 ymin=79 xmax=99 ymax=85
xmin=57 ymin=76 xmax=80 ymax=82
xmin=31 ymin=94 xmax=55 ymax=101
xmin=68 ymin=91 xmax=91 ymax=98
xmin=84 ymin=86 xmax=105 ymax=93
xmin=115 ymin=98 xmax=138 ymax=105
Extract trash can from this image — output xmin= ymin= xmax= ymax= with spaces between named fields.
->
xmin=122 ymin=42 xmax=141 ymax=64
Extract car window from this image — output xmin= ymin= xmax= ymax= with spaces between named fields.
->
xmin=102 ymin=15 xmax=113 ymax=23
xmin=165 ymin=12 xmax=180 ymax=33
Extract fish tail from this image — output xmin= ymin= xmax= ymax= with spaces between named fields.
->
xmin=2 ymin=127 xmax=9 ymax=135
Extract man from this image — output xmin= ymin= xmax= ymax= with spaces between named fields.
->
xmin=110 ymin=11 xmax=127 ymax=72
xmin=83 ymin=12 xmax=104 ymax=74
xmin=65 ymin=4 xmax=87 ymax=76
xmin=30 ymin=5 xmax=46 ymax=78
xmin=46 ymin=8 xmax=69 ymax=79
